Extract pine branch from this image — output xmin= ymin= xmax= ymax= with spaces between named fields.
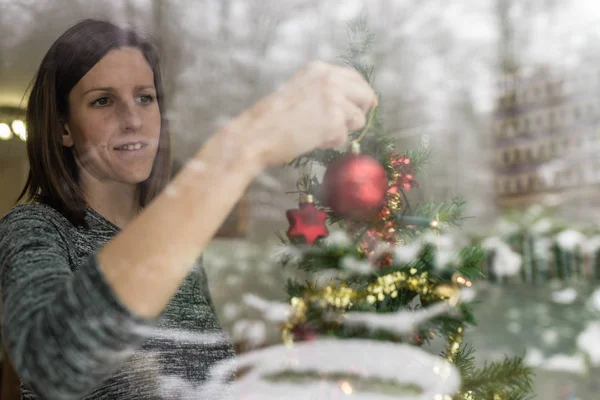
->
xmin=440 ymin=342 xmax=476 ymax=378
xmin=461 ymin=355 xmax=535 ymax=398
xmin=455 ymin=246 xmax=487 ymax=280
xmin=275 ymin=231 xmax=289 ymax=245
xmin=285 ymin=278 xmax=307 ymax=299
xmin=292 ymin=243 xmax=365 ymax=274
xmin=353 ymin=123 xmax=395 ymax=162
xmin=439 ymin=344 xmax=534 ymax=400
xmin=340 ymin=15 xmax=376 ymax=83
xmin=413 ymin=197 xmax=469 ymax=227
xmin=504 ymin=389 xmax=537 ymax=400
xmin=394 ymin=198 xmax=472 ymax=244
xmin=401 ymin=145 xmax=432 ymax=174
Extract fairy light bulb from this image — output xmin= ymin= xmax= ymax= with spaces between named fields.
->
xmin=11 ymin=120 xmax=26 ymax=141
xmin=340 ymin=380 xmax=353 ymax=395
xmin=0 ymin=123 xmax=12 ymax=140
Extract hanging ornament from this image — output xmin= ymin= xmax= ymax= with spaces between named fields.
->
xmin=322 ymin=141 xmax=388 ymax=221
xmin=286 ymin=194 xmax=329 ymax=245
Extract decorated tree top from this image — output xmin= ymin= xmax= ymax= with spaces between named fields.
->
xmin=273 ymin=17 xmax=534 ymax=400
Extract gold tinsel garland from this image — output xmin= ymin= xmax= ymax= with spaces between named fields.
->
xmin=282 ymin=269 xmax=466 ymax=356
xmin=281 ymin=269 xmax=474 ymax=399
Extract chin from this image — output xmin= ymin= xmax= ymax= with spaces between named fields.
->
xmin=120 ymin=169 xmax=154 ymax=185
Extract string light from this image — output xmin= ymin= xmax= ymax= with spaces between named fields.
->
xmin=0 ymin=119 xmax=26 ymax=141
xmin=0 ymin=123 xmax=12 ymax=140
xmin=451 ymin=273 xmax=472 ymax=288
xmin=0 ymin=107 xmax=27 ymax=142
xmin=340 ymin=380 xmax=353 ymax=395
xmin=11 ymin=119 xmax=26 ymax=141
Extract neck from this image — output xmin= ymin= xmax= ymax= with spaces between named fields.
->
xmin=80 ymin=175 xmax=139 ymax=229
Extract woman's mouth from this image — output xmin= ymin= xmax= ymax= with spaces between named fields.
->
xmin=114 ymin=142 xmax=147 ymax=151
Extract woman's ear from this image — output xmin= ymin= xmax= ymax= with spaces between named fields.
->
xmin=62 ymin=121 xmax=74 ymax=147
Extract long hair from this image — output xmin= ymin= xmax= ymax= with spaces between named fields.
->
xmin=17 ymin=19 xmax=171 ymax=226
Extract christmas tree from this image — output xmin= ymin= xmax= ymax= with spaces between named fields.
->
xmin=271 ymin=20 xmax=535 ymax=400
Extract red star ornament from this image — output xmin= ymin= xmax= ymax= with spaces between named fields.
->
xmin=286 ymin=198 xmax=329 ymax=245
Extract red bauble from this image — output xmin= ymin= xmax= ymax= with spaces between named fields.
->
xmin=291 ymin=323 xmax=317 ymax=342
xmin=286 ymin=197 xmax=329 ymax=245
xmin=322 ymin=152 xmax=388 ymax=220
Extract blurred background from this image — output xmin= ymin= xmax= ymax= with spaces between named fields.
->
xmin=2 ymin=0 xmax=600 ymax=398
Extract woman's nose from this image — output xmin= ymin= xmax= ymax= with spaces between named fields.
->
xmin=119 ymin=101 xmax=142 ymax=132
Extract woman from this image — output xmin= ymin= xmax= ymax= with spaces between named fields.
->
xmin=0 ymin=19 xmax=375 ymax=399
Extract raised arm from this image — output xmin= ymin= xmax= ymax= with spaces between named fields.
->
xmin=98 ymin=61 xmax=377 ymax=319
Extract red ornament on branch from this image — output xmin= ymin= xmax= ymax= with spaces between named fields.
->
xmin=290 ymin=323 xmax=317 ymax=342
xmin=322 ymin=142 xmax=388 ymax=221
xmin=390 ymin=154 xmax=417 ymax=190
xmin=286 ymin=195 xmax=329 ymax=245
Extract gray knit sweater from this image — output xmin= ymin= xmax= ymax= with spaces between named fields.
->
xmin=0 ymin=203 xmax=234 ymax=399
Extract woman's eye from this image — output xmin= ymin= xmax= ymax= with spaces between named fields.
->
xmin=138 ymin=95 xmax=155 ymax=104
xmin=92 ymin=97 xmax=111 ymax=107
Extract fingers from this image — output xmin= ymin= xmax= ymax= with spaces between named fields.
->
xmin=318 ymin=75 xmax=374 ymax=151
xmin=340 ymin=99 xmax=367 ymax=132
xmin=273 ymin=61 xmax=378 ymax=159
xmin=319 ymin=135 xmax=346 ymax=150
xmin=306 ymin=61 xmax=377 ymax=113
xmin=330 ymin=65 xmax=378 ymax=113
xmin=343 ymin=81 xmax=377 ymax=115
xmin=318 ymin=99 xmax=367 ymax=151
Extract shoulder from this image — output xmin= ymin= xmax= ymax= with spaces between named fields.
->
xmin=1 ymin=202 xmax=69 ymax=226
xmin=0 ymin=203 xmax=73 ymax=243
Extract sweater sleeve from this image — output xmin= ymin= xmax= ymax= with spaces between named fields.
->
xmin=0 ymin=207 xmax=157 ymax=400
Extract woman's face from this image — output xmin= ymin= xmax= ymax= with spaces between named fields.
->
xmin=63 ymin=46 xmax=161 ymax=187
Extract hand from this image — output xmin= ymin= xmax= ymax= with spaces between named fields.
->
xmin=239 ymin=61 xmax=377 ymax=167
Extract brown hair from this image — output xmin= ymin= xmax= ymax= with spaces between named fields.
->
xmin=17 ymin=19 xmax=171 ymax=226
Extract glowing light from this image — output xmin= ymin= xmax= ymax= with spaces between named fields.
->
xmin=340 ymin=380 xmax=353 ymax=395
xmin=430 ymin=219 xmax=439 ymax=228
xmin=11 ymin=120 xmax=27 ymax=141
xmin=0 ymin=123 xmax=12 ymax=140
